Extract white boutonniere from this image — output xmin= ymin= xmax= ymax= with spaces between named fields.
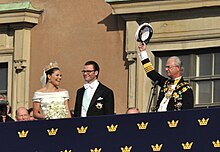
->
xmin=96 ymin=102 xmax=103 ymax=109
xmin=97 ymin=97 xmax=103 ymax=100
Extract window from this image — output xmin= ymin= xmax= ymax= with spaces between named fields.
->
xmin=0 ymin=62 xmax=8 ymax=94
xmin=154 ymin=47 xmax=220 ymax=108
xmin=0 ymin=56 xmax=12 ymax=105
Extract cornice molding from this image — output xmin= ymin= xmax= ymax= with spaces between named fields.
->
xmin=0 ymin=1 xmax=41 ymax=12
xmin=106 ymin=0 xmax=220 ymax=15
xmin=0 ymin=1 xmax=43 ymax=24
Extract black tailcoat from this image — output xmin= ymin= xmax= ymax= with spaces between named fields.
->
xmin=74 ymin=82 xmax=114 ymax=117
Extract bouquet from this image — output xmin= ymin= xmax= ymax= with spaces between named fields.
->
xmin=45 ymin=101 xmax=68 ymax=119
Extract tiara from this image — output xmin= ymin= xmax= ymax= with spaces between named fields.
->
xmin=44 ymin=61 xmax=59 ymax=72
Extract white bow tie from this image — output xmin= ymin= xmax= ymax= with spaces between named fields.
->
xmin=84 ymin=83 xmax=94 ymax=89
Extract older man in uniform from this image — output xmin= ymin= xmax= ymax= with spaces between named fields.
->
xmin=138 ymin=43 xmax=194 ymax=112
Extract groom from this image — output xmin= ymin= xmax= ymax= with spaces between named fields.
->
xmin=73 ymin=61 xmax=115 ymax=117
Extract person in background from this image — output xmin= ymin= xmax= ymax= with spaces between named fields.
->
xmin=32 ymin=62 xmax=72 ymax=119
xmin=28 ymin=108 xmax=37 ymax=120
xmin=74 ymin=61 xmax=115 ymax=117
xmin=126 ymin=107 xmax=140 ymax=114
xmin=138 ymin=42 xmax=194 ymax=112
xmin=16 ymin=107 xmax=30 ymax=121
xmin=0 ymin=94 xmax=14 ymax=122
xmin=0 ymin=104 xmax=14 ymax=122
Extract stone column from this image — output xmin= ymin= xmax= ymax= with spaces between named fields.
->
xmin=125 ymin=21 xmax=152 ymax=112
xmin=0 ymin=2 xmax=42 ymax=118
xmin=12 ymin=27 xmax=31 ymax=115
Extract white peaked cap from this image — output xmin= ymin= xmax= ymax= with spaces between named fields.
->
xmin=135 ymin=23 xmax=153 ymax=44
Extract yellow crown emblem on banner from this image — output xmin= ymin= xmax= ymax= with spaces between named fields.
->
xmin=90 ymin=148 xmax=102 ymax=152
xmin=60 ymin=150 xmax=72 ymax=152
xmin=137 ymin=122 xmax=148 ymax=130
xmin=77 ymin=126 xmax=88 ymax=134
xmin=198 ymin=118 xmax=209 ymax=126
xmin=121 ymin=146 xmax=132 ymax=152
xmin=167 ymin=120 xmax=179 ymax=128
xmin=107 ymin=124 xmax=118 ymax=132
xmin=18 ymin=130 xmax=29 ymax=138
xmin=182 ymin=142 xmax=193 ymax=150
xmin=47 ymin=128 xmax=58 ymax=136
xmin=151 ymin=144 xmax=163 ymax=151
xmin=212 ymin=140 xmax=220 ymax=148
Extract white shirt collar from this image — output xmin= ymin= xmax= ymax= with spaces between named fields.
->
xmin=84 ymin=80 xmax=99 ymax=89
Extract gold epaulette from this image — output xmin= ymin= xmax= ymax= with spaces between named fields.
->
xmin=143 ymin=62 xmax=154 ymax=73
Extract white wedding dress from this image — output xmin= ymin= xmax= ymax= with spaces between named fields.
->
xmin=32 ymin=91 xmax=70 ymax=119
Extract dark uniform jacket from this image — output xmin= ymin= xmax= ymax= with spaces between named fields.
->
xmin=0 ymin=115 xmax=14 ymax=122
xmin=74 ymin=82 xmax=114 ymax=117
xmin=141 ymin=58 xmax=194 ymax=111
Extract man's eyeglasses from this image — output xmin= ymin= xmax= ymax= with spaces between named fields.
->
xmin=81 ymin=70 xmax=95 ymax=74
xmin=165 ymin=65 xmax=178 ymax=69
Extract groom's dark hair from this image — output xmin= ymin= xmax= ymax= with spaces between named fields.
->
xmin=85 ymin=61 xmax=100 ymax=78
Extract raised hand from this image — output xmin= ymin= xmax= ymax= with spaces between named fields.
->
xmin=137 ymin=42 xmax=147 ymax=52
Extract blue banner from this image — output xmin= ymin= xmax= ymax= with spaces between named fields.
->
xmin=0 ymin=107 xmax=220 ymax=152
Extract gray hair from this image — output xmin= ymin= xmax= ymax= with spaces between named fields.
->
xmin=169 ymin=56 xmax=184 ymax=73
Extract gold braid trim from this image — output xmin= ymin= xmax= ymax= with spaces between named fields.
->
xmin=162 ymin=81 xmax=191 ymax=93
xmin=143 ymin=62 xmax=154 ymax=73
xmin=176 ymin=82 xmax=190 ymax=90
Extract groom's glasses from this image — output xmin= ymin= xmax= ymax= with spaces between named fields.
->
xmin=81 ymin=70 xmax=95 ymax=74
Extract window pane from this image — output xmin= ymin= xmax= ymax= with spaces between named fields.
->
xmin=197 ymin=81 xmax=211 ymax=104
xmin=160 ymin=56 xmax=168 ymax=76
xmin=198 ymin=54 xmax=212 ymax=76
xmin=0 ymin=63 xmax=8 ymax=91
xmin=214 ymin=80 xmax=220 ymax=103
xmin=179 ymin=55 xmax=190 ymax=77
xmin=214 ymin=53 xmax=220 ymax=75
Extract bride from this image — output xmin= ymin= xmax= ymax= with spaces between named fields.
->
xmin=32 ymin=62 xmax=72 ymax=119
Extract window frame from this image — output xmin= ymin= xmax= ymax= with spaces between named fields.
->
xmin=0 ymin=55 xmax=13 ymax=106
